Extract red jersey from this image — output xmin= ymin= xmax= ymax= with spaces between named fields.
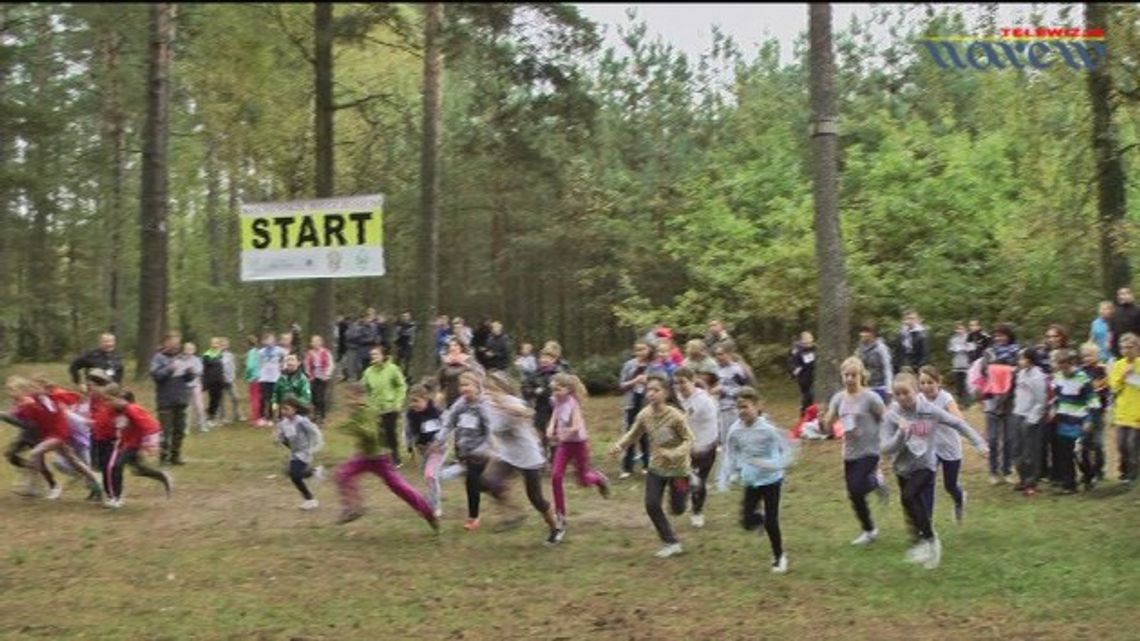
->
xmin=13 ymin=395 xmax=69 ymax=440
xmin=47 ymin=387 xmax=83 ymax=409
xmin=119 ymin=404 xmax=161 ymax=449
xmin=90 ymin=396 xmax=118 ymax=441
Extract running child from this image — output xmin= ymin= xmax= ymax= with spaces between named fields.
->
xmin=712 ymin=342 xmax=752 ymax=447
xmin=433 ymin=372 xmax=494 ymax=531
xmin=674 ymin=367 xmax=718 ymax=528
xmin=881 ymin=373 xmax=988 ymax=570
xmin=821 ymin=357 xmax=889 ymax=546
xmin=332 ymin=385 xmax=439 ymax=529
xmin=10 ymin=377 xmax=101 ymax=500
xmin=480 ymin=372 xmax=563 ymax=545
xmin=97 ymin=385 xmax=172 ymax=508
xmin=617 ymin=341 xmax=652 ymax=479
xmin=405 ymin=384 xmax=445 ymax=518
xmin=547 ymin=373 xmax=610 ymax=531
xmin=717 ymin=386 xmax=794 ymax=574
xmin=918 ymin=366 xmax=968 ymax=523
xmin=273 ymin=395 xmax=324 ymax=510
xmin=608 ymin=375 xmax=695 ymax=558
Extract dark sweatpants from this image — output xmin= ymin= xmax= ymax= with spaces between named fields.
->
xmin=158 ymin=405 xmax=188 ymax=464
xmin=897 ymin=469 xmax=936 ymax=542
xmin=844 ymin=455 xmax=881 ymax=532
xmin=741 ymin=480 xmax=783 ymax=559
xmin=645 ymin=471 xmax=688 ymax=544
xmin=108 ymin=448 xmax=170 ymax=499
xmin=690 ymin=447 xmax=717 ymax=515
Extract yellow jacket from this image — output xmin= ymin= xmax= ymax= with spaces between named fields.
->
xmin=1109 ymin=358 xmax=1140 ymax=428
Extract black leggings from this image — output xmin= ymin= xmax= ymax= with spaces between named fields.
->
xmin=206 ymin=383 xmax=226 ymax=420
xmin=378 ymin=413 xmax=401 ymax=465
xmin=464 ymin=457 xmax=488 ymax=519
xmin=690 ymin=447 xmax=717 ymax=514
xmin=5 ymin=435 xmax=55 ymax=486
xmin=622 ymin=396 xmax=649 ymax=472
xmin=310 ymin=379 xmax=328 ymax=420
xmin=108 ymin=448 xmax=169 ymax=500
xmin=482 ymin=460 xmax=550 ymax=514
xmin=645 ymin=471 xmax=687 ymax=544
xmin=844 ymin=455 xmax=881 ymax=532
xmin=897 ymin=469 xmax=936 ymax=542
xmin=289 ymin=459 xmax=314 ymax=500
xmin=742 ymin=480 xmax=783 ymax=558
xmin=259 ymin=382 xmax=276 ymax=420
xmin=91 ymin=438 xmax=116 ymax=495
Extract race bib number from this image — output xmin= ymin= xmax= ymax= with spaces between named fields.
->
xmin=906 ymin=437 xmax=928 ymax=457
xmin=1127 ymin=372 xmax=1140 ymax=388
xmin=802 ymin=353 xmax=815 ymax=364
xmin=422 ymin=418 xmax=441 ymax=434
xmin=842 ymin=414 xmax=857 ymax=432
xmin=115 ymin=416 xmax=129 ymax=429
xmin=458 ymin=413 xmax=479 ymax=430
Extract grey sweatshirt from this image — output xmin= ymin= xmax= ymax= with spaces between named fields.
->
xmin=882 ymin=396 xmax=985 ymax=477
xmin=827 ymin=389 xmax=886 ymax=461
xmin=1013 ymin=365 xmax=1048 ymax=424
xmin=485 ymin=395 xmax=544 ymax=470
xmin=947 ymin=334 xmax=972 ymax=371
xmin=275 ymin=415 xmax=324 ymax=464
xmin=857 ymin=339 xmax=894 ymax=388
xmin=437 ymin=395 xmax=492 ymax=460
xmin=927 ymin=389 xmax=963 ymax=461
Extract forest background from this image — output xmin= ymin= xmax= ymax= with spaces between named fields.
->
xmin=1 ymin=3 xmax=1136 ymax=389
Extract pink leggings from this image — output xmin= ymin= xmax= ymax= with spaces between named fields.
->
xmin=551 ymin=440 xmax=605 ymax=517
xmin=335 ymin=454 xmax=434 ymax=519
xmin=418 ymin=446 xmax=444 ymax=512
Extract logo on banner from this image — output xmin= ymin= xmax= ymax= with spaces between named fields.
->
xmin=920 ymin=26 xmax=1105 ymax=71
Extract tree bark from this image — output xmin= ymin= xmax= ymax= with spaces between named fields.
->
xmin=205 ymin=138 xmax=222 ymax=288
xmin=808 ymin=4 xmax=850 ymax=408
xmin=310 ymin=1 xmax=336 ymax=343
xmin=1087 ymin=2 xmax=1130 ymax=298
xmin=414 ymin=2 xmax=443 ymax=378
xmin=99 ymin=25 xmax=127 ymax=335
xmin=134 ymin=3 xmax=177 ymax=378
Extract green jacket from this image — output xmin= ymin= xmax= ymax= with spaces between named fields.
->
xmin=272 ymin=370 xmax=312 ymax=407
xmin=339 ymin=407 xmax=381 ymax=456
xmin=362 ymin=359 xmax=407 ymax=414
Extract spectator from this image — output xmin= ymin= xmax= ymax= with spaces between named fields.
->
xmin=1110 ymin=287 xmax=1140 ymax=358
xmin=896 ymin=309 xmax=930 ymax=371
xmin=69 ymin=333 xmax=124 ymax=387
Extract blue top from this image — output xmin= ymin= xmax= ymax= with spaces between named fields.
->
xmin=1090 ymin=317 xmax=1111 ymax=363
xmin=718 ymin=415 xmax=795 ymax=489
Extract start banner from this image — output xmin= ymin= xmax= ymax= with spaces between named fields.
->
xmin=239 ymin=194 xmax=385 ymax=281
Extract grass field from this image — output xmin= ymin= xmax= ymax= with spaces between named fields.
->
xmin=1 ymin=363 xmax=1138 ymax=641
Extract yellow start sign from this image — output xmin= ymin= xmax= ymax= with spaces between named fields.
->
xmin=239 ymin=194 xmax=385 ymax=281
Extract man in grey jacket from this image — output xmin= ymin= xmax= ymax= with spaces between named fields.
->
xmin=151 ymin=333 xmax=195 ymax=465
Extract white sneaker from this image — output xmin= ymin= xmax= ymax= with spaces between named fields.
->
xmin=654 ymin=543 xmax=684 ymax=558
xmin=46 ymin=486 xmax=62 ymax=500
xmin=299 ymin=499 xmax=319 ymax=510
xmin=690 ymin=513 xmax=705 ymax=528
xmin=988 ymin=474 xmax=1002 ymax=486
xmin=923 ymin=537 xmax=942 ymax=570
xmin=771 ymin=554 xmax=788 ymax=574
xmin=905 ymin=541 xmax=932 ymax=564
xmin=103 ymin=497 xmax=118 ymax=508
xmin=619 ymin=471 xmax=632 ymax=480
xmin=850 ymin=529 xmax=878 ymax=546
xmin=433 ymin=507 xmax=443 ymax=519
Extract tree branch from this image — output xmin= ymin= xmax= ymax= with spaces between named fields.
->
xmin=262 ymin=3 xmax=315 ymax=66
xmin=332 ymin=92 xmax=396 ymax=111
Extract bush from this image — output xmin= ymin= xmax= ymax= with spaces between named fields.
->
xmin=575 ymin=353 xmax=626 ymax=396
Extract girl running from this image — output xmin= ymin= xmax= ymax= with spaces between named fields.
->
xmin=881 ymin=373 xmax=988 ymax=570
xmin=547 ymin=373 xmax=610 ymax=531
xmin=822 ymin=357 xmax=889 ymax=546
xmin=609 ymin=375 xmax=694 ymax=558
xmin=333 ymin=385 xmax=439 ymax=530
xmin=480 ymin=372 xmax=563 ymax=545
xmin=918 ymin=366 xmax=968 ymax=523
xmin=273 ymin=395 xmax=324 ymax=510
xmin=10 ymin=377 xmax=101 ymax=500
xmin=405 ymin=384 xmax=445 ymax=518
xmin=433 ymin=372 xmax=494 ymax=532
xmin=718 ymin=387 xmax=794 ymax=574
xmin=98 ymin=385 xmax=172 ymax=509
xmin=712 ymin=342 xmax=751 ymax=448
xmin=674 ymin=367 xmax=718 ymax=528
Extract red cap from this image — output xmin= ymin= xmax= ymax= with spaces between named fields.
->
xmin=655 ymin=327 xmax=673 ymax=339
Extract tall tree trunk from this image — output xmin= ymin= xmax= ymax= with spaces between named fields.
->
xmin=134 ymin=3 xmax=177 ymax=379
xmin=0 ymin=5 xmax=13 ymax=362
xmin=27 ymin=14 xmax=56 ymax=361
xmin=205 ymin=138 xmax=222 ymax=288
xmin=808 ymin=4 xmax=850 ymax=407
xmin=100 ymin=25 xmax=127 ymax=334
xmin=310 ymin=2 xmax=336 ymax=343
xmin=1087 ymin=3 xmax=1130 ymax=297
xmin=413 ymin=2 xmax=443 ymax=378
